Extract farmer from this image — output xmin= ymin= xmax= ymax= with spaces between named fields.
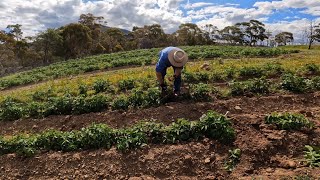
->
xmin=156 ymin=47 xmax=188 ymax=96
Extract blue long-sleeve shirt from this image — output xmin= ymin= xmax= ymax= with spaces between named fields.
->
xmin=155 ymin=46 xmax=175 ymax=73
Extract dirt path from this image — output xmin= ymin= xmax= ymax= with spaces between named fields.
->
xmin=1 ymin=92 xmax=320 ymax=179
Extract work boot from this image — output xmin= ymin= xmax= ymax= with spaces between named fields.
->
xmin=160 ymin=84 xmax=167 ymax=94
xmin=174 ymin=90 xmax=180 ymax=97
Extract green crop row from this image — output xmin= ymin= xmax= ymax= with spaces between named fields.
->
xmin=0 ymin=111 xmax=235 ymax=156
xmin=1 ymin=73 xmax=320 ymax=121
xmin=0 ymin=83 xmax=219 ymax=121
xmin=0 ymin=46 xmax=299 ymax=90
xmin=184 ymin=63 xmax=320 ymax=84
xmin=265 ymin=113 xmax=314 ymax=130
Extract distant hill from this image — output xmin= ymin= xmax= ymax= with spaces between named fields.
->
xmin=101 ymin=25 xmax=131 ymax=35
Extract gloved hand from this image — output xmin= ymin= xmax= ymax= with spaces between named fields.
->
xmin=168 ymin=75 xmax=176 ymax=82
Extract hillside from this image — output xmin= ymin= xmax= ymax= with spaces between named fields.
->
xmin=0 ymin=45 xmax=320 ymax=179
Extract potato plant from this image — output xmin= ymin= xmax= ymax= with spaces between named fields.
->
xmin=304 ymin=145 xmax=320 ymax=167
xmin=265 ymin=113 xmax=314 ymax=130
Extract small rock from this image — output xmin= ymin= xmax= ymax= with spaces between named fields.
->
xmin=288 ymin=161 xmax=296 ymax=168
xmin=32 ymin=125 xmax=38 ymax=129
xmin=184 ymin=155 xmax=192 ymax=160
xmin=200 ymin=63 xmax=210 ymax=70
xmin=128 ymin=177 xmax=142 ymax=180
xmin=203 ymin=138 xmax=210 ymax=143
xmin=7 ymin=153 xmax=16 ymax=158
xmin=73 ymin=153 xmax=81 ymax=160
xmin=210 ymin=153 xmax=216 ymax=161
xmin=204 ymin=176 xmax=216 ymax=180
xmin=266 ymin=168 xmax=274 ymax=173
xmin=234 ymin=106 xmax=242 ymax=110
xmin=166 ymin=106 xmax=174 ymax=110
xmin=204 ymin=158 xmax=211 ymax=164
xmin=280 ymin=160 xmax=296 ymax=169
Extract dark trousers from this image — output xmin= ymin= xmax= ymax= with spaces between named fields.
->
xmin=159 ymin=67 xmax=181 ymax=92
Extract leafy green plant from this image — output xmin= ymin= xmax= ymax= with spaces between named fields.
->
xmin=0 ymin=97 xmax=24 ymax=121
xmin=118 ymin=79 xmax=135 ymax=91
xmin=190 ymin=83 xmax=212 ymax=101
xmin=78 ymin=84 xmax=88 ymax=95
xmin=265 ymin=113 xmax=314 ymax=130
xmin=263 ymin=63 xmax=284 ymax=77
xmin=111 ymin=95 xmax=130 ymax=110
xmin=78 ymin=124 xmax=114 ymax=149
xmin=281 ymin=74 xmax=308 ymax=93
xmin=93 ymin=79 xmax=112 ymax=93
xmin=164 ymin=119 xmax=193 ymax=143
xmin=305 ymin=63 xmax=320 ymax=75
xmin=128 ymin=89 xmax=146 ymax=107
xmin=239 ymin=66 xmax=264 ymax=78
xmin=230 ymin=78 xmax=270 ymax=96
xmin=304 ymin=145 xmax=320 ymax=167
xmin=196 ymin=110 xmax=235 ymax=143
xmin=32 ymin=88 xmax=54 ymax=101
xmin=224 ymin=148 xmax=241 ymax=172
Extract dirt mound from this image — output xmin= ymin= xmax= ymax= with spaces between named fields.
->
xmin=1 ymin=92 xmax=320 ymax=179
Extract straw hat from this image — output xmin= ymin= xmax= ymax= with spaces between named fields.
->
xmin=168 ymin=48 xmax=188 ymax=67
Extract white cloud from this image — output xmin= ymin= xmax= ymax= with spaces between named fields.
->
xmin=253 ymin=0 xmax=320 ymax=16
xmin=0 ymin=0 xmax=319 ymax=42
xmin=184 ymin=2 xmax=214 ymax=9
xmin=0 ymin=0 xmax=188 ymax=36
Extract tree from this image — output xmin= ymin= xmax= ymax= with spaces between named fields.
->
xmin=79 ymin=13 xmax=107 ymax=55
xmin=176 ymin=23 xmax=207 ymax=46
xmin=220 ymin=26 xmax=244 ymax=44
xmin=6 ymin=24 xmax=23 ymax=41
xmin=0 ymin=30 xmax=16 ymax=68
xmin=62 ymin=23 xmax=92 ymax=59
xmin=275 ymin=32 xmax=294 ymax=46
xmin=202 ymin=24 xmax=219 ymax=43
xmin=307 ymin=21 xmax=320 ymax=49
xmin=78 ymin=13 xmax=105 ymax=29
xmin=34 ymin=28 xmax=63 ymax=64
xmin=131 ymin=24 xmax=167 ymax=48
xmin=236 ymin=20 xmax=268 ymax=46
xmin=101 ymin=28 xmax=125 ymax=53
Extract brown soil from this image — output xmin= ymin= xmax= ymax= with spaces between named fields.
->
xmin=1 ymin=92 xmax=320 ymax=179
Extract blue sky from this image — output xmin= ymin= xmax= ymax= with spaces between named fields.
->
xmin=0 ymin=0 xmax=319 ymax=42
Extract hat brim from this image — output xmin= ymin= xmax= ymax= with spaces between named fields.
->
xmin=168 ymin=48 xmax=188 ymax=68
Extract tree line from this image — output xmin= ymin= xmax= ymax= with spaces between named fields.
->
xmin=0 ymin=13 xmax=320 ymax=75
